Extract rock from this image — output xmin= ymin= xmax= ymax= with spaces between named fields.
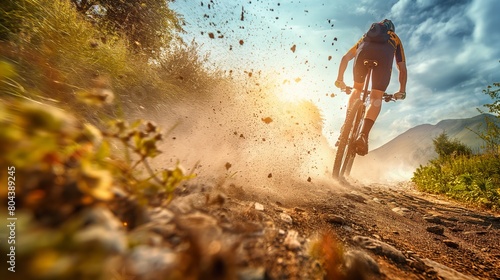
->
xmin=423 ymin=215 xmax=443 ymax=224
xmin=294 ymin=207 xmax=306 ymax=213
xmin=207 ymin=192 xmax=227 ymax=206
xmin=343 ymin=250 xmax=381 ymax=278
xmin=128 ymin=246 xmax=177 ymax=276
xmin=343 ymin=193 xmax=366 ymax=203
xmin=426 ymin=225 xmax=445 ymax=235
xmin=128 ymin=227 xmax=165 ymax=247
xmin=391 ymin=207 xmax=412 ymax=217
xmin=148 ymin=207 xmax=174 ymax=224
xmin=353 ymin=236 xmax=406 ymax=264
xmin=443 ymin=240 xmax=459 ymax=249
xmin=280 ymin=213 xmax=293 ymax=224
xmin=254 ymin=202 xmax=265 ymax=211
xmin=325 ymin=214 xmax=345 ymax=225
xmin=75 ymin=207 xmax=127 ymax=254
xmin=238 ymin=267 xmax=267 ymax=280
xmin=284 ymin=230 xmax=301 ymax=250
xmin=423 ymin=258 xmax=480 ymax=280
xmin=176 ymin=212 xmax=222 ymax=238
xmin=372 ymin=197 xmax=385 ymax=204
xmin=463 ymin=231 xmax=488 ymax=235
xmin=408 ymin=256 xmax=427 ymax=272
xmin=450 ymin=227 xmax=464 ymax=232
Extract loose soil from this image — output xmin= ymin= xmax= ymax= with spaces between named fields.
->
xmin=125 ymin=178 xmax=500 ymax=280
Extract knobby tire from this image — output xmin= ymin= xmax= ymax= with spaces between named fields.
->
xmin=343 ymin=104 xmax=364 ymax=177
xmin=332 ymin=99 xmax=364 ymax=179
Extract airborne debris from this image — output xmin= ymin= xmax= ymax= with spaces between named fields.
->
xmin=261 ymin=117 xmax=273 ymax=124
xmin=290 ymin=44 xmax=296 ymax=53
xmin=254 ymin=203 xmax=264 ymax=211
xmin=225 ymin=162 xmax=232 ymax=170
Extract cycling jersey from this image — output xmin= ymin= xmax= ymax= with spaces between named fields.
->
xmin=349 ymin=31 xmax=405 ymax=63
xmin=349 ymin=31 xmax=405 ymax=91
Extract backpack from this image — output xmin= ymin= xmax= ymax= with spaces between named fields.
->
xmin=363 ymin=22 xmax=390 ymax=44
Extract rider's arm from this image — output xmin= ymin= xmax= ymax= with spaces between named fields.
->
xmin=396 ymin=61 xmax=407 ymax=93
xmin=394 ymin=34 xmax=407 ymax=93
xmin=336 ymin=46 xmax=357 ymax=82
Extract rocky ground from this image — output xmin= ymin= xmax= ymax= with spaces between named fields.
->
xmin=109 ymin=178 xmax=500 ymax=280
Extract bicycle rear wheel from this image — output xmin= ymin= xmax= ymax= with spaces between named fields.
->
xmin=332 ymin=99 xmax=364 ymax=179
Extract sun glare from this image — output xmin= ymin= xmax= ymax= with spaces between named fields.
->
xmin=276 ymin=77 xmax=311 ymax=103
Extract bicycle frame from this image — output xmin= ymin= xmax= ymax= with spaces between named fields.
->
xmin=332 ymin=60 xmax=388 ymax=179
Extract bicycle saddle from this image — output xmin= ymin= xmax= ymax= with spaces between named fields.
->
xmin=363 ymin=60 xmax=378 ymax=67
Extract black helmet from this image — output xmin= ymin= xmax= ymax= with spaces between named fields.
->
xmin=381 ymin=19 xmax=395 ymax=32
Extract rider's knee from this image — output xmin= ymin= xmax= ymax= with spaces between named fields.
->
xmin=371 ymin=98 xmax=383 ymax=107
xmin=353 ymin=82 xmax=364 ymax=91
xmin=370 ymin=89 xmax=385 ymax=107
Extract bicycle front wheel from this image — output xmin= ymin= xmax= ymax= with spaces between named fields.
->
xmin=332 ymin=100 xmax=364 ymax=179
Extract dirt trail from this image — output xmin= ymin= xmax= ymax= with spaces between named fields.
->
xmin=160 ymin=178 xmax=499 ymax=279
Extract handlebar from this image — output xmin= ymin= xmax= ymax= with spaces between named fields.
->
xmin=342 ymin=86 xmax=397 ymax=102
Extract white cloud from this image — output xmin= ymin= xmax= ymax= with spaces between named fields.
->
xmin=170 ymin=0 xmax=500 ymax=148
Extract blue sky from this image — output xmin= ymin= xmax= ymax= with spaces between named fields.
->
xmin=170 ymin=0 xmax=500 ymax=148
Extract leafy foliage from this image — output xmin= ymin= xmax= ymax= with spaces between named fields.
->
xmin=433 ymin=132 xmax=472 ymax=158
xmin=70 ymin=0 xmax=184 ymax=54
xmin=478 ymin=82 xmax=500 ymax=154
xmin=412 ymin=153 xmax=500 ymax=210
xmin=0 ymin=0 xmax=23 ymax=40
xmin=0 ymin=96 xmax=195 ymax=279
xmin=1 ymin=0 xmax=132 ymax=103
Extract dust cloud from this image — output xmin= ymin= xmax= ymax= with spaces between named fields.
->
xmin=147 ymin=76 xmax=347 ymax=204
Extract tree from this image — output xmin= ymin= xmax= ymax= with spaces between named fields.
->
xmin=70 ymin=0 xmax=185 ymax=54
xmin=478 ymin=71 xmax=500 ymax=154
xmin=433 ymin=132 xmax=472 ymax=159
xmin=0 ymin=0 xmax=23 ymax=41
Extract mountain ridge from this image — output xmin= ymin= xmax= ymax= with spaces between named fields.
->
xmin=349 ymin=113 xmax=498 ymax=181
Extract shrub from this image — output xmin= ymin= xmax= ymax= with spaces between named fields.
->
xmin=412 ymin=153 xmax=500 ymax=210
xmin=433 ymin=132 xmax=472 ymax=159
xmin=0 ymin=96 xmax=195 ymax=279
xmin=70 ymin=0 xmax=184 ymax=54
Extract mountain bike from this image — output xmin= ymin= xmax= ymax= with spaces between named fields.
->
xmin=332 ymin=59 xmax=396 ymax=180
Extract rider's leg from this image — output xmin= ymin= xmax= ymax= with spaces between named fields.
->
xmin=361 ymin=89 xmax=384 ymax=135
xmin=356 ymin=89 xmax=384 ymax=155
xmin=348 ymin=81 xmax=364 ymax=110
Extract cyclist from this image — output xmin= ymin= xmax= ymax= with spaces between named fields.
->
xmin=335 ymin=19 xmax=407 ymax=156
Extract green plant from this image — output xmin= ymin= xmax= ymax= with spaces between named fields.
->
xmin=70 ymin=0 xmax=184 ymax=54
xmin=103 ymin=118 xmax=195 ymax=205
xmin=0 ymin=0 xmax=132 ymax=103
xmin=0 ymin=95 xmax=197 ymax=279
xmin=477 ymin=81 xmax=500 ymax=154
xmin=433 ymin=131 xmax=472 ymax=159
xmin=412 ymin=153 xmax=500 ymax=210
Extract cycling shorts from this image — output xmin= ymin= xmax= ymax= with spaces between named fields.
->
xmin=353 ymin=42 xmax=395 ymax=91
